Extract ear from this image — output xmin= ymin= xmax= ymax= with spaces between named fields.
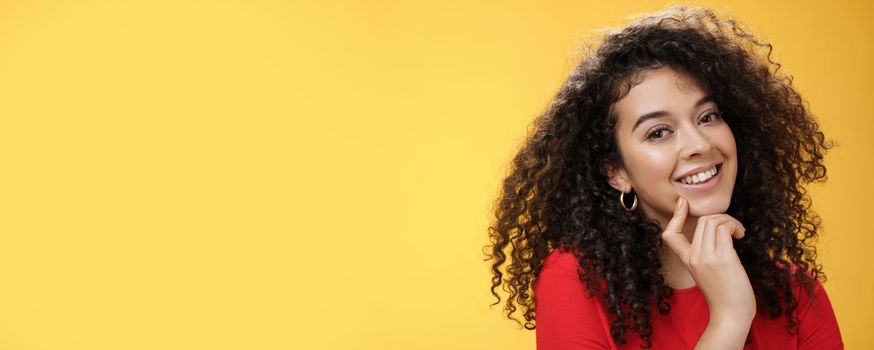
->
xmin=600 ymin=161 xmax=632 ymax=193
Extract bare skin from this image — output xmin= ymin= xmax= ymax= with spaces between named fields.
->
xmin=604 ymin=67 xmax=755 ymax=349
xmin=661 ymin=197 xmax=756 ymax=350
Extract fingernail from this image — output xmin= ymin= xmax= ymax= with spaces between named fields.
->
xmin=677 ymin=197 xmax=685 ymax=208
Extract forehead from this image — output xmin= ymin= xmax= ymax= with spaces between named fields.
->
xmin=612 ymin=67 xmax=709 ymax=128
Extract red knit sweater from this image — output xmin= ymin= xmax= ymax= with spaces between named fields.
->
xmin=534 ymin=249 xmax=843 ymax=349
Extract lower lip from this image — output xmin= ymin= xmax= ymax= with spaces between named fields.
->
xmin=676 ymin=167 xmax=721 ymax=192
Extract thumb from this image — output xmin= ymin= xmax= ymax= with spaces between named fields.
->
xmin=661 ymin=197 xmax=690 ymax=259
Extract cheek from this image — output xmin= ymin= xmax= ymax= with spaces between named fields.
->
xmin=716 ymin=125 xmax=737 ymax=155
xmin=632 ymin=148 xmax=675 ymax=175
xmin=624 ymin=146 xmax=677 ymax=190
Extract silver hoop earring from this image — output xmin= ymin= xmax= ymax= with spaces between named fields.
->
xmin=619 ymin=191 xmax=638 ymax=211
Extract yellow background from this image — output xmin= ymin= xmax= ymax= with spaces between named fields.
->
xmin=0 ymin=0 xmax=869 ymax=349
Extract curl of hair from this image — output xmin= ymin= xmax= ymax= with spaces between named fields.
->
xmin=485 ymin=6 xmax=832 ymax=348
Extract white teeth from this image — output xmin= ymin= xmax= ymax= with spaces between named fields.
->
xmin=681 ymin=166 xmax=718 ymax=185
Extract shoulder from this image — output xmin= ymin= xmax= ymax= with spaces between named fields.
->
xmin=536 ymin=248 xmax=586 ymax=296
xmin=777 ymin=262 xmax=831 ymax=312
xmin=535 ymin=248 xmax=614 ymax=348
xmin=775 ymin=261 xmax=825 ymax=297
xmin=776 ymin=263 xmax=843 ymax=348
xmin=541 ymin=248 xmax=581 ymax=277
xmin=538 ymin=248 xmax=606 ymax=294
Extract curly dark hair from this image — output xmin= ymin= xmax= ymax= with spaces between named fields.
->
xmin=485 ymin=5 xmax=833 ymax=348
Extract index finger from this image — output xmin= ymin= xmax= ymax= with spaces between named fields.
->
xmin=661 ymin=197 xmax=690 ymax=259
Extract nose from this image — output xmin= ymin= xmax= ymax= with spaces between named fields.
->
xmin=679 ymin=126 xmax=714 ymax=160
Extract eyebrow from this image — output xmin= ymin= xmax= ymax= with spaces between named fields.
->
xmin=630 ymin=94 xmax=716 ymax=134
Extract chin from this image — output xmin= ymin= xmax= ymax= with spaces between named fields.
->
xmin=687 ymin=198 xmax=731 ymax=217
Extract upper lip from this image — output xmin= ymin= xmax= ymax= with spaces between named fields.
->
xmin=674 ymin=162 xmax=722 ymax=181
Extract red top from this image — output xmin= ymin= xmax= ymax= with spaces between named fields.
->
xmin=534 ymin=249 xmax=843 ymax=349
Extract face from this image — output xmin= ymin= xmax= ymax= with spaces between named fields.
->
xmin=604 ymin=66 xmax=738 ymax=224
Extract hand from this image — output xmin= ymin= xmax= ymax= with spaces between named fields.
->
xmin=661 ymin=197 xmax=756 ymax=325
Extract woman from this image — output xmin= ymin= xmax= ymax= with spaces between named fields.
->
xmin=485 ymin=6 xmax=842 ymax=349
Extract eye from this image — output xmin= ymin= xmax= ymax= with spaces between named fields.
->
xmin=646 ymin=126 xmax=671 ymax=140
xmin=699 ymin=111 xmax=721 ymax=124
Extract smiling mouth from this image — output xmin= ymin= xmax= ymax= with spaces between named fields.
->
xmin=676 ymin=163 xmax=722 ymax=185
